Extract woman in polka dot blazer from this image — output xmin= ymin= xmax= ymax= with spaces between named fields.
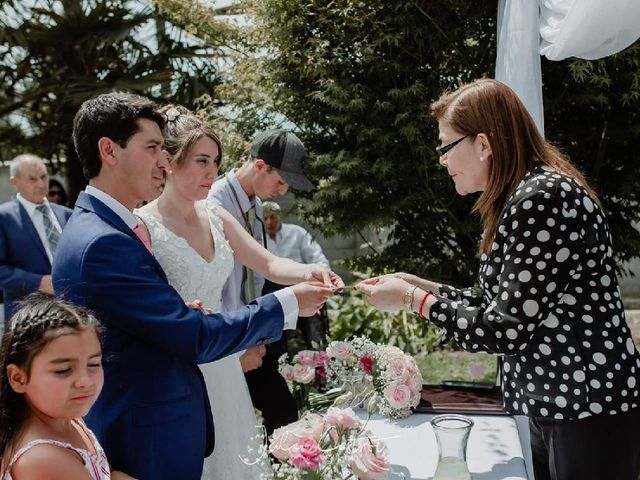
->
xmin=357 ymin=79 xmax=640 ymax=480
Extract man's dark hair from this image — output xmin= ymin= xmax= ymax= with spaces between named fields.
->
xmin=72 ymin=92 xmax=164 ymax=180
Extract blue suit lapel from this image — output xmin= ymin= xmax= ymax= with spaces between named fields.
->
xmin=75 ymin=192 xmax=167 ymax=281
xmin=13 ymin=199 xmax=49 ymax=266
xmin=75 ymin=192 xmax=137 ymax=240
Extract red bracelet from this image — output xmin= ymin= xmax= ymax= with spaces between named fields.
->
xmin=418 ymin=291 xmax=432 ymax=317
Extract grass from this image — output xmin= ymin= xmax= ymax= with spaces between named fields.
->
xmin=414 ymin=350 xmax=498 ymax=385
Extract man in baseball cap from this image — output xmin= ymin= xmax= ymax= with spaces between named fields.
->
xmin=207 ymin=128 xmax=316 ymax=436
xmin=250 ymin=129 xmax=314 ymax=192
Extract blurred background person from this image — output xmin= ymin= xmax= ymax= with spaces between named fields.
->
xmin=47 ymin=178 xmax=69 ymax=206
xmin=0 ymin=154 xmax=72 ymax=325
xmin=263 ymin=201 xmax=330 ymax=268
xmin=263 ymin=200 xmax=331 ymax=349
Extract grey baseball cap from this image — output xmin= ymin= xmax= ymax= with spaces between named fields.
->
xmin=250 ymin=129 xmax=314 ymax=191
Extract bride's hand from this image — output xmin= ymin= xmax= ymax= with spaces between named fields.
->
xmin=305 ymin=263 xmax=344 ymax=289
xmin=306 ymin=265 xmax=345 ymax=290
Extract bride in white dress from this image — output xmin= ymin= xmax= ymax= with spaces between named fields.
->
xmin=136 ymin=105 xmax=339 ymax=480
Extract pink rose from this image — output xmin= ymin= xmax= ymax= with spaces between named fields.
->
xmin=328 ymin=341 xmax=355 ymax=362
xmin=316 ymin=365 xmax=327 ymax=378
xmin=406 ymin=358 xmax=418 ymax=374
xmin=269 ymin=414 xmax=325 ymax=460
xmin=294 ymin=350 xmax=316 ymax=366
xmin=289 ymin=438 xmax=324 ymax=471
xmin=389 ymin=357 xmax=408 ymax=378
xmin=385 ymin=383 xmax=412 ymax=409
xmin=314 ymin=351 xmax=330 ymax=368
xmin=360 ymin=355 xmax=374 ymax=375
xmin=292 ymin=364 xmax=316 ymax=384
xmin=350 ymin=435 xmax=390 ymax=480
xmin=280 ymin=364 xmax=295 ymax=381
xmin=406 ymin=373 xmax=423 ymax=393
xmin=324 ymin=406 xmax=362 ymax=431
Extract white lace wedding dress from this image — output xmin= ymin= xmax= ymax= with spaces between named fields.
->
xmin=136 ymin=201 xmax=269 ymax=480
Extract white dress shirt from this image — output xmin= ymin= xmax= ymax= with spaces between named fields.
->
xmin=85 ymin=185 xmax=299 ymax=328
xmin=16 ymin=194 xmax=62 ymax=263
xmin=266 ymin=223 xmax=330 ymax=268
xmin=85 ymin=185 xmax=138 ymax=230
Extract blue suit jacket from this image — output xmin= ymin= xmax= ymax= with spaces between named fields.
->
xmin=52 ymin=192 xmax=284 ymax=480
xmin=0 ymin=198 xmax=72 ymax=319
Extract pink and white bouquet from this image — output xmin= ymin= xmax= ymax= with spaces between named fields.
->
xmin=371 ymin=345 xmax=423 ymax=418
xmin=280 ymin=337 xmax=424 ymax=419
xmin=268 ymin=407 xmax=390 ymax=480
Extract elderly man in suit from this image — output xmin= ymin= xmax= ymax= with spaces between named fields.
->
xmin=0 ymin=154 xmax=72 ymax=322
xmin=52 ymin=92 xmax=336 ymax=480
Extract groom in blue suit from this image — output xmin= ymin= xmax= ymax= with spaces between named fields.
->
xmin=52 ymin=92 xmax=334 ymax=480
xmin=0 ymin=154 xmax=72 ymax=321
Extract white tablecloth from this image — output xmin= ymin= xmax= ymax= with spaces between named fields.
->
xmin=356 ymin=411 xmax=530 ymax=480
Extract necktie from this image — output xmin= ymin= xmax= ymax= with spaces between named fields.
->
xmin=35 ymin=204 xmax=60 ymax=255
xmin=133 ymin=223 xmax=153 ymax=254
xmin=244 ymin=206 xmax=257 ymax=301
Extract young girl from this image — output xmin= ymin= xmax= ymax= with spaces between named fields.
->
xmin=0 ymin=294 xmax=133 ymax=480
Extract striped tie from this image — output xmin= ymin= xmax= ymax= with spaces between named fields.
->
xmin=35 ymin=204 xmax=60 ymax=254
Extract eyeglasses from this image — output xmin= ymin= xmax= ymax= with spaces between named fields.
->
xmin=48 ymin=190 xmax=62 ymax=197
xmin=435 ymin=135 xmax=469 ymax=158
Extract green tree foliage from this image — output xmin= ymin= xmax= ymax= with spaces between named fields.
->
xmin=543 ymin=46 xmax=640 ymax=273
xmin=241 ymin=0 xmax=499 ymax=285
xmin=0 ymin=0 xmax=225 ymax=200
xmin=234 ymin=0 xmax=640 ymax=282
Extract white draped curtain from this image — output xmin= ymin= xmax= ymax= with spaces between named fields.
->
xmin=495 ymin=0 xmax=640 ymax=136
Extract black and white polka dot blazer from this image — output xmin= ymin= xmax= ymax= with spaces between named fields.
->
xmin=430 ymin=166 xmax=640 ymax=420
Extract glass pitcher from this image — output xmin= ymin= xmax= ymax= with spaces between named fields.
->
xmin=430 ymin=414 xmax=474 ymax=480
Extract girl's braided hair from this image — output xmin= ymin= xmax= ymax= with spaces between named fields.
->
xmin=0 ymin=293 xmax=102 ymax=457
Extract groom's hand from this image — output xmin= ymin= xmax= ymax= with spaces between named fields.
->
xmin=240 ymin=346 xmax=267 ymax=372
xmin=291 ymin=281 xmax=334 ymax=316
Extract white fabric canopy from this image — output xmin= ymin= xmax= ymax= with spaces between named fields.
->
xmin=495 ymin=0 xmax=640 ymax=135
xmin=539 ymin=0 xmax=640 ymax=61
xmin=495 ymin=0 xmax=544 ymax=134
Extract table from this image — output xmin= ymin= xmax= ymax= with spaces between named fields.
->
xmin=356 ymin=411 xmax=531 ymax=480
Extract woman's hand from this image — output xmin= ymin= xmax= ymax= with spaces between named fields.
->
xmin=306 ymin=265 xmax=345 ymax=290
xmin=356 ymin=276 xmax=412 ymax=312
xmin=392 ymin=272 xmax=419 ymax=285
xmin=390 ymin=272 xmax=440 ymax=295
